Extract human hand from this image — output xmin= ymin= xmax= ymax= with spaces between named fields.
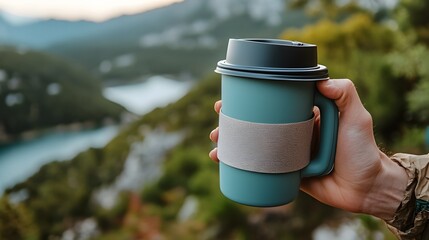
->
xmin=209 ymin=79 xmax=408 ymax=221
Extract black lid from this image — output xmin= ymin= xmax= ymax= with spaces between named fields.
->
xmin=215 ymin=38 xmax=329 ymax=81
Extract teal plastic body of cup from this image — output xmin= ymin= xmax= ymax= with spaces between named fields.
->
xmin=215 ymin=38 xmax=339 ymax=207
xmin=219 ymin=75 xmax=338 ymax=207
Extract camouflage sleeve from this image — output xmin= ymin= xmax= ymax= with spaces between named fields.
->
xmin=386 ymin=153 xmax=429 ymax=240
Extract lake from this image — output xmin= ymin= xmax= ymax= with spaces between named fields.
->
xmin=0 ymin=76 xmax=192 ymax=194
xmin=104 ymin=76 xmax=192 ymax=115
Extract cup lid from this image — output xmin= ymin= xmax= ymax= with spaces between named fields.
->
xmin=215 ymin=38 xmax=329 ymax=81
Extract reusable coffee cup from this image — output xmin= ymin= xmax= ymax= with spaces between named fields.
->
xmin=215 ymin=38 xmax=339 ymax=207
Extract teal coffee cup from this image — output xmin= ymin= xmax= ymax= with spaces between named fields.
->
xmin=215 ymin=39 xmax=339 ymax=207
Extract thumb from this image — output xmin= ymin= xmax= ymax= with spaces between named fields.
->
xmin=317 ymin=79 xmax=367 ymax=117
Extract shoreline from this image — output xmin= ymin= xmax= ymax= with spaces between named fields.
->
xmin=0 ymin=118 xmax=123 ymax=146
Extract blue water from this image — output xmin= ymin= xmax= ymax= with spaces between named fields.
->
xmin=0 ymin=126 xmax=118 ymax=193
xmin=0 ymin=76 xmax=192 ymax=194
xmin=104 ymin=76 xmax=192 ymax=115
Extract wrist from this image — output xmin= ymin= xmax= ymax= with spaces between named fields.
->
xmin=361 ymin=152 xmax=408 ymax=221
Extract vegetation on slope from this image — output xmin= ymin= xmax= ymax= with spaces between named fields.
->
xmin=0 ymin=48 xmax=125 ymax=140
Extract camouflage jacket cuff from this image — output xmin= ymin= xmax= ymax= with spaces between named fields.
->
xmin=386 ymin=153 xmax=429 ymax=240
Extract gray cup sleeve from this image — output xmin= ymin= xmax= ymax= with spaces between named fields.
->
xmin=218 ymin=112 xmax=314 ymax=174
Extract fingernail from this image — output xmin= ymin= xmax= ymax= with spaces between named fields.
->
xmin=214 ymin=101 xmax=220 ymax=111
xmin=209 ymin=148 xmax=217 ymax=160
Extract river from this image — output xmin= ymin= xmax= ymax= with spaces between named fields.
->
xmin=0 ymin=76 xmax=192 ymax=194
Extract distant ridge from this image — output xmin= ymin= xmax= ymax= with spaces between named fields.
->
xmin=51 ymin=0 xmax=308 ymax=81
xmin=1 ymin=0 xmax=309 ymax=81
xmin=0 ymin=10 xmax=40 ymax=26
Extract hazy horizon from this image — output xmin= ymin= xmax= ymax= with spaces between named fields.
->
xmin=0 ymin=0 xmax=183 ymax=23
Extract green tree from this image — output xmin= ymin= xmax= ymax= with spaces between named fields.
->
xmin=396 ymin=0 xmax=429 ymax=44
xmin=281 ymin=13 xmax=406 ymax=143
xmin=0 ymin=197 xmax=39 ymax=240
xmin=289 ymin=0 xmax=365 ymax=19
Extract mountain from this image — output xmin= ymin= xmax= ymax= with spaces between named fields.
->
xmin=46 ymin=0 xmax=309 ymax=81
xmin=1 ymin=0 xmax=309 ymax=82
xmin=0 ymin=47 xmax=125 ymax=141
xmin=0 ymin=13 xmax=97 ymax=48
xmin=0 ymin=15 xmax=12 ymax=43
xmin=7 ymin=19 xmax=96 ymax=48
xmin=0 ymin=10 xmax=39 ymax=26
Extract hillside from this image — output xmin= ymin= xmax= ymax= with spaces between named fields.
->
xmin=2 ymin=73 xmax=401 ymax=239
xmin=2 ymin=74 xmax=347 ymax=239
xmin=0 ymin=47 xmax=125 ymax=141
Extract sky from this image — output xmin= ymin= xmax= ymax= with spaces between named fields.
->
xmin=0 ymin=0 xmax=183 ymax=22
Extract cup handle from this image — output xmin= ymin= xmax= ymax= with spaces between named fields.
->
xmin=301 ymin=90 xmax=339 ymax=177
